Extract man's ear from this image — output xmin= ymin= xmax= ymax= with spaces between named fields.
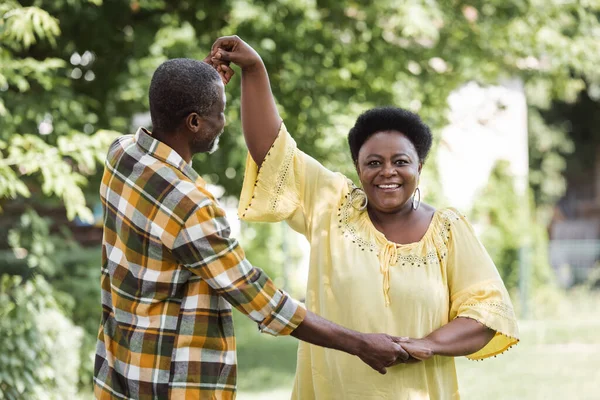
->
xmin=185 ymin=112 xmax=202 ymax=133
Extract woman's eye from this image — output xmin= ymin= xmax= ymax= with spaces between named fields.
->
xmin=368 ymin=160 xmax=380 ymax=166
xmin=395 ymin=160 xmax=408 ymax=165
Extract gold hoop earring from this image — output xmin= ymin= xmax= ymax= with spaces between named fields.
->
xmin=350 ymin=187 xmax=368 ymax=211
xmin=412 ymin=187 xmax=421 ymax=211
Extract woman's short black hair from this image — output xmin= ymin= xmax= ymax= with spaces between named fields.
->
xmin=149 ymin=58 xmax=221 ymax=134
xmin=348 ymin=106 xmax=433 ymax=164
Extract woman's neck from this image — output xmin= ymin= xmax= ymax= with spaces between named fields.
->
xmin=367 ymin=202 xmax=435 ymax=245
xmin=367 ymin=201 xmax=415 ymax=229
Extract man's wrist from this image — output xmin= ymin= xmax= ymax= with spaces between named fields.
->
xmin=341 ymin=331 xmax=366 ymax=357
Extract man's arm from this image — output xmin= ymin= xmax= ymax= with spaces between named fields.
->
xmin=292 ymin=311 xmax=409 ymax=374
xmin=208 ymin=35 xmax=281 ymax=166
xmin=172 ymin=200 xmax=409 ymax=374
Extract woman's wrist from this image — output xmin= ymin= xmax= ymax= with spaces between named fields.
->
xmin=421 ymin=337 xmax=439 ymax=356
xmin=241 ymin=58 xmax=265 ymax=74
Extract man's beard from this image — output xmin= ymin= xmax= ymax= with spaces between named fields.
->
xmin=192 ymin=130 xmax=222 ymax=154
xmin=207 ymin=136 xmax=220 ymax=154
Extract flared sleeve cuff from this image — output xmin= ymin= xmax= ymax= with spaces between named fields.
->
xmin=238 ymin=122 xmax=302 ymax=223
xmin=451 ymin=280 xmax=520 ymax=360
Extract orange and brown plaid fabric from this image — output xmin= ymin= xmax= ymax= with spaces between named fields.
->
xmin=93 ymin=128 xmax=306 ymax=400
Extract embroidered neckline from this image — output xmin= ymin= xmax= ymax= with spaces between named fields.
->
xmin=336 ymin=181 xmax=462 ymax=305
xmin=337 ymin=181 xmax=461 ymax=261
xmin=370 ymin=210 xmax=442 ymax=249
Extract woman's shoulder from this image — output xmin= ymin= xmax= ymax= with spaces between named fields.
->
xmin=419 ymin=204 xmax=464 ymax=224
xmin=422 ymin=206 xmax=467 ymax=243
xmin=431 ymin=207 xmax=482 ymax=242
xmin=436 ymin=206 xmax=464 ymax=221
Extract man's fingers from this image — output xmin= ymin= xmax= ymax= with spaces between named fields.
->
xmin=220 ymin=64 xmax=235 ymax=82
xmin=215 ymin=65 xmax=226 ymax=84
xmin=378 ymin=366 xmax=387 ymax=375
xmin=394 ymin=343 xmax=410 ymax=362
xmin=207 ymin=61 xmax=232 ymax=85
xmin=210 ymin=36 xmax=239 ymax=55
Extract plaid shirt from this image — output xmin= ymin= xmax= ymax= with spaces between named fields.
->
xmin=94 ymin=128 xmax=306 ymax=400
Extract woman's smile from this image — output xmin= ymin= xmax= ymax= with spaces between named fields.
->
xmin=375 ymin=183 xmax=403 ymax=192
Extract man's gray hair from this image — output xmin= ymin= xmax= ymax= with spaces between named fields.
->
xmin=149 ymin=58 xmax=221 ymax=134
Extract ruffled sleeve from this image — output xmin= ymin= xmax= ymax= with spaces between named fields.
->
xmin=238 ymin=122 xmax=346 ymax=238
xmin=447 ymin=210 xmax=519 ymax=360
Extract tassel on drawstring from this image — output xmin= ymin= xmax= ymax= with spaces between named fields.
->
xmin=378 ymin=243 xmax=397 ymax=306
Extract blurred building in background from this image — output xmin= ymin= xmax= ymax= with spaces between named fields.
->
xmin=550 ymin=145 xmax=600 ymax=287
xmin=437 ymin=79 xmax=529 ymax=211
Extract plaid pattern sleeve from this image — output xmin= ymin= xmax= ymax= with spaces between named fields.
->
xmin=94 ymin=128 xmax=306 ymax=400
xmin=172 ymin=201 xmax=306 ymax=336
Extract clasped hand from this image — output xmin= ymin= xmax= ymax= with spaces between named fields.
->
xmin=203 ymin=35 xmax=262 ymax=84
xmin=356 ymin=334 xmax=435 ymax=374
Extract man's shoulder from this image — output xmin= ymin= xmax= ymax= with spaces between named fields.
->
xmin=136 ymin=166 xmax=220 ymax=237
xmin=165 ymin=178 xmax=215 ymax=217
xmin=105 ymin=142 xmax=215 ymax=224
xmin=106 ymin=134 xmax=135 ymax=158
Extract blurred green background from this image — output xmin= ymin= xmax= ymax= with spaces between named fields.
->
xmin=1 ymin=1 xmax=600 ymax=399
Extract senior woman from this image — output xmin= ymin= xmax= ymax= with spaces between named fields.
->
xmin=208 ymin=36 xmax=519 ymax=399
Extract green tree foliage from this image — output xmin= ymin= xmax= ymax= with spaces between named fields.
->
xmin=0 ymin=275 xmax=83 ymax=400
xmin=3 ymin=0 xmax=600 ymax=205
xmin=1 ymin=209 xmax=101 ymax=389
xmin=472 ymin=161 xmax=554 ymax=290
xmin=539 ymin=89 xmax=600 ymax=203
xmin=528 ymin=108 xmax=575 ymax=210
xmin=472 ymin=161 xmax=523 ymax=289
xmin=0 ymin=0 xmax=119 ymax=221
xmin=238 ymin=221 xmax=306 ymax=297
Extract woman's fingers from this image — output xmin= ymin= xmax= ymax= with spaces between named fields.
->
xmin=212 ymin=49 xmax=236 ymax=63
xmin=210 ymin=35 xmax=239 ymax=56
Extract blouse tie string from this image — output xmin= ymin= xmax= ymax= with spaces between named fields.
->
xmin=378 ymin=242 xmax=398 ymax=306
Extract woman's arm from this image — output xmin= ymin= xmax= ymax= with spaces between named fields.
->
xmin=209 ymin=35 xmax=281 ymax=166
xmin=396 ymin=317 xmax=496 ymax=361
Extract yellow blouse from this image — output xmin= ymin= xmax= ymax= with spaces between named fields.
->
xmin=238 ymin=124 xmax=519 ymax=400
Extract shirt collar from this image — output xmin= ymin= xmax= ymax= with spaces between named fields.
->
xmin=134 ymin=127 xmax=204 ymax=186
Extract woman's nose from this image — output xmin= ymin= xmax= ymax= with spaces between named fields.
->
xmin=380 ymin=164 xmax=398 ymax=177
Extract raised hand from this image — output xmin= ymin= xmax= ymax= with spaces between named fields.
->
xmin=209 ymin=35 xmax=262 ymax=71
xmin=203 ymin=35 xmax=264 ymax=85
xmin=203 ymin=34 xmax=280 ymax=165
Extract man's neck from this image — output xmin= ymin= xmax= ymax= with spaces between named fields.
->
xmin=152 ymin=130 xmax=193 ymax=164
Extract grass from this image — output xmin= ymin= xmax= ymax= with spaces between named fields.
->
xmin=456 ymin=319 xmax=600 ymax=400
xmin=235 ymin=288 xmax=600 ymax=400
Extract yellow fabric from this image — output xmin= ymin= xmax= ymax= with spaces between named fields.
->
xmin=239 ymin=124 xmax=519 ymax=400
